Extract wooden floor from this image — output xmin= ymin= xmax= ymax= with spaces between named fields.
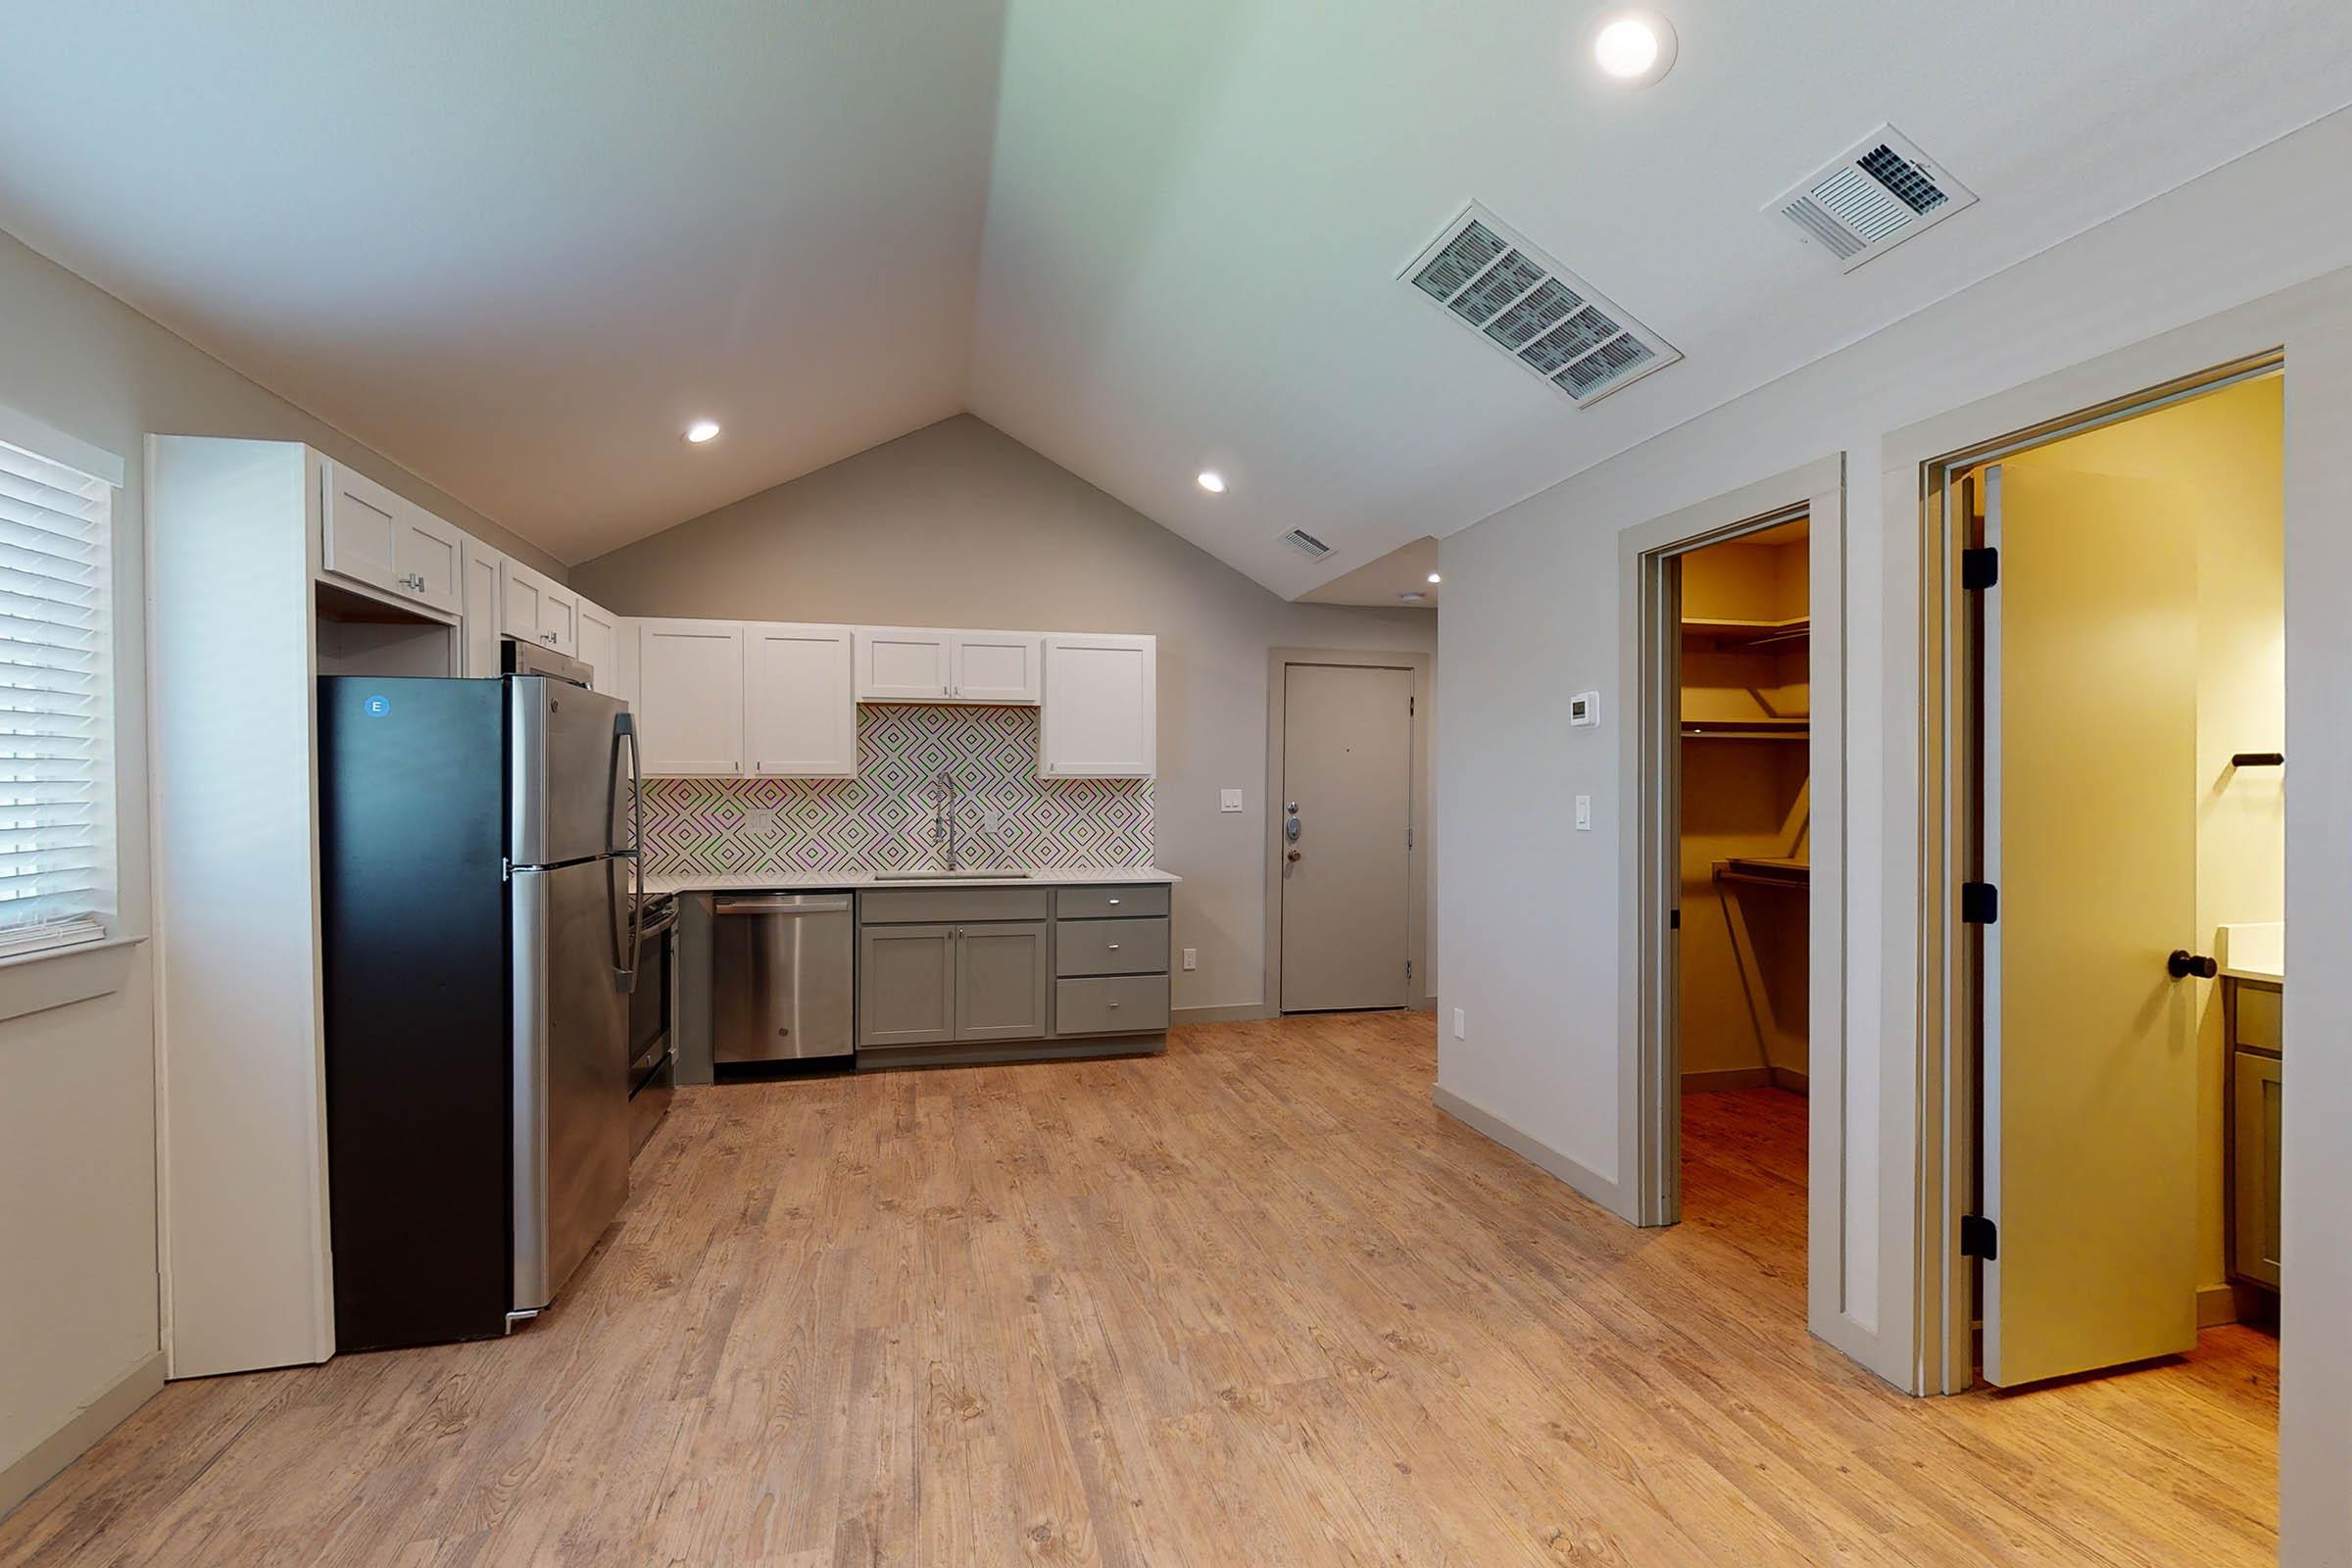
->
xmin=1 ymin=1015 xmax=2276 ymax=1566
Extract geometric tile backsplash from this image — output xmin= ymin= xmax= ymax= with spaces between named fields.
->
xmin=642 ymin=703 xmax=1153 ymax=877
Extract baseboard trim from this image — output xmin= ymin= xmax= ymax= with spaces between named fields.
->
xmin=1171 ymin=1003 xmax=1274 ymax=1026
xmin=0 ymin=1350 xmax=163 ymax=1520
xmin=1432 ymin=1083 xmax=1634 ymax=1222
xmin=1683 ymin=1066 xmax=1772 ymax=1092
xmin=1683 ymin=1065 xmax=1810 ymax=1094
xmin=2198 ymin=1281 xmax=2276 ymax=1329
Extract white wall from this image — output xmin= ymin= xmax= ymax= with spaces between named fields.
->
xmin=0 ymin=227 xmax=556 ymax=1510
xmin=1434 ymin=107 xmax=2352 ymax=1561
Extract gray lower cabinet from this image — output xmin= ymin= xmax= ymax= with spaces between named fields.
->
xmin=858 ymin=923 xmax=956 ymax=1047
xmin=856 ymin=883 xmax=1172 ymax=1059
xmin=1055 ymin=975 xmax=1171 ymax=1036
xmin=955 ymin=921 xmax=1051 ymax=1041
xmin=2231 ymin=1049 xmax=2283 ymax=1290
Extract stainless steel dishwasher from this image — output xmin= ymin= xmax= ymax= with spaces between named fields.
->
xmin=711 ymin=894 xmax=856 ymax=1062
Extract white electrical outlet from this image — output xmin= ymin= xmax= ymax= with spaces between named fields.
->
xmin=744 ymin=808 xmax=777 ymax=836
xmin=1219 ymin=788 xmax=1244 ymax=812
xmin=1182 ymin=948 xmax=1198 ymax=971
xmin=1451 ymin=1007 xmax=1466 ymax=1040
xmin=1574 ymin=795 xmax=1592 ymax=831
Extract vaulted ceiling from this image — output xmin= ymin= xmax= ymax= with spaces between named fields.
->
xmin=4 ymin=2 xmax=2348 ymax=592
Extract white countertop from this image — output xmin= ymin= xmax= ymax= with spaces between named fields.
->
xmin=639 ymin=865 xmax=1180 ymax=897
xmin=2218 ymin=921 xmax=2283 ymax=984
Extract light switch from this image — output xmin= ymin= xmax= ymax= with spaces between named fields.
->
xmin=744 ymin=808 xmax=777 ymax=836
xmin=1574 ymin=795 xmax=1592 ymax=831
xmin=1182 ymin=948 xmax=1198 ymax=971
xmin=1219 ymin=788 xmax=1244 ymax=812
xmin=1451 ymin=1007 xmax=1466 ymax=1040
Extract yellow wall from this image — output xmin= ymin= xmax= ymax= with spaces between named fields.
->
xmin=1996 ymin=374 xmax=2283 ymax=1296
xmin=1679 ymin=534 xmax=1810 ymax=1082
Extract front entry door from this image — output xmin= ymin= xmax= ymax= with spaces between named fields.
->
xmin=1980 ymin=458 xmax=2200 ymax=1386
xmin=1280 ymin=662 xmax=1413 ymax=1012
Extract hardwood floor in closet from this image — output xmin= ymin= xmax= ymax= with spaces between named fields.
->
xmin=0 ymin=1016 xmax=2277 ymax=1566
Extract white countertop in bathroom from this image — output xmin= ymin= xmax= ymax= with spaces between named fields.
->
xmin=2218 ymin=921 xmax=2283 ymax=984
xmin=639 ymin=865 xmax=1180 ymax=898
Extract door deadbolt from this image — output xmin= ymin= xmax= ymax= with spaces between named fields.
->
xmin=1284 ymin=816 xmax=1301 ymax=843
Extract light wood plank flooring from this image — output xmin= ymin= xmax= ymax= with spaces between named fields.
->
xmin=0 ymin=1014 xmax=2276 ymax=1565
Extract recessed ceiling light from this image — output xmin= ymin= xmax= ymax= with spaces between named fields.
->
xmin=1427 ymin=572 xmax=1443 ymax=584
xmin=1197 ymin=470 xmax=1227 ymax=493
xmin=685 ymin=419 xmax=721 ymax=444
xmin=1589 ymin=9 xmax=1676 ymax=87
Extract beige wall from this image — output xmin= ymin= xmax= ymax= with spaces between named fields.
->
xmin=573 ymin=415 xmax=1438 ymax=1013
xmin=0 ymin=225 xmax=555 ymax=1509
xmin=1998 ymin=375 xmax=2284 ymax=1297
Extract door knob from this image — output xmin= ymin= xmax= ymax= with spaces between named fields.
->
xmin=1286 ymin=849 xmax=1301 ymax=862
xmin=2167 ymin=950 xmax=2218 ymax=980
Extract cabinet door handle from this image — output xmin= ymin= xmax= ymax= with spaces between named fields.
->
xmin=1108 ymin=1000 xmax=1121 ymax=1009
xmin=1106 ymin=943 xmax=1120 ymax=950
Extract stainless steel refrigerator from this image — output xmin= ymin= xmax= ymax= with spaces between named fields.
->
xmin=318 ymin=642 xmax=643 ymax=1349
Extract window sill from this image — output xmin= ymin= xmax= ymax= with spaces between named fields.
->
xmin=0 ymin=933 xmax=147 ymax=1024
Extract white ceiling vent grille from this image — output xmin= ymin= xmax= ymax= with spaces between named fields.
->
xmin=1399 ymin=203 xmax=1679 ymax=407
xmin=1279 ymin=527 xmax=1334 ymax=561
xmin=1772 ymin=124 xmax=1977 ymax=272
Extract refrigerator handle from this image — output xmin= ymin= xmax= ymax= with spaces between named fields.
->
xmin=611 ymin=713 xmax=644 ymax=994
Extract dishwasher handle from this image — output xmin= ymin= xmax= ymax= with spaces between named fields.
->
xmin=714 ymin=896 xmax=853 ymax=915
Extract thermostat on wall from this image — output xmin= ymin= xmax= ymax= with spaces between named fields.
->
xmin=1569 ymin=691 xmax=1601 ymax=728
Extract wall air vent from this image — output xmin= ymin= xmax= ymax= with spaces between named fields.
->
xmin=1279 ymin=527 xmax=1335 ymax=562
xmin=1398 ymin=202 xmax=1679 ymax=407
xmin=1773 ymin=124 xmax=1977 ymax=272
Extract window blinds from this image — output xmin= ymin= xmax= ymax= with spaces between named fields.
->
xmin=0 ymin=436 xmax=112 ymax=956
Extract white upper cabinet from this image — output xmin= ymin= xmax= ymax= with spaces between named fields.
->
xmin=855 ymin=627 xmax=952 ymax=701
xmin=948 ymin=631 xmax=1043 ymax=704
xmin=1039 ymin=634 xmax=1155 ymax=778
xmin=745 ymin=623 xmax=857 ymax=776
xmin=638 ymin=619 xmax=746 ymax=775
xmin=576 ymin=596 xmax=619 ymax=695
xmin=500 ymin=558 xmax=578 ymax=656
xmin=459 ymin=538 xmax=505 ymax=676
xmin=319 ymin=459 xmax=462 ymax=617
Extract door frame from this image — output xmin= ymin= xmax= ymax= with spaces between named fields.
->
xmin=1621 ymin=458 xmax=1851 ymax=1362
xmin=1909 ymin=349 xmax=2283 ymax=1395
xmin=1263 ymin=647 xmax=1433 ymax=1015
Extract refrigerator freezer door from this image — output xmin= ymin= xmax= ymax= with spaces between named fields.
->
xmin=512 ymin=858 xmax=631 ymax=1314
xmin=510 ymin=676 xmax=631 ymax=868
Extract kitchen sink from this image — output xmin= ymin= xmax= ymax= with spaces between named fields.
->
xmin=872 ymin=868 xmax=1031 ymax=880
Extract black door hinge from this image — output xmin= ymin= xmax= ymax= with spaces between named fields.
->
xmin=1961 ymin=882 xmax=1998 ymax=925
xmin=1961 ymin=547 xmax=1998 ymax=590
xmin=1960 ymin=1214 xmax=1998 ymax=1260
xmin=1669 ymin=907 xmax=1681 ymax=930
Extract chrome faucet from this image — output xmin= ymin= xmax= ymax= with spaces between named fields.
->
xmin=933 ymin=769 xmax=962 ymax=872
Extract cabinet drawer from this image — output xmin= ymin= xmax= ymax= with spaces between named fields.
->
xmin=1055 ymin=916 xmax=1168 ymax=976
xmin=859 ymin=887 xmax=1052 ymax=925
xmin=1055 ymin=975 xmax=1171 ymax=1037
xmin=1056 ymin=884 xmax=1169 ymax=920
xmin=2232 ymin=982 xmax=2281 ymax=1054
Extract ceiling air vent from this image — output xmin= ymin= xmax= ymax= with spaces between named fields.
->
xmin=1773 ymin=124 xmax=1977 ymax=272
xmin=1280 ymin=527 xmax=1335 ymax=562
xmin=1399 ymin=202 xmax=1679 ymax=407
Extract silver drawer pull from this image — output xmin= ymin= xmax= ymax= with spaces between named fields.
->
xmin=1108 ymin=1001 xmax=1120 ymax=1008
xmin=1107 ymin=898 xmax=1120 ymax=906
xmin=1106 ymin=943 xmax=1119 ymax=950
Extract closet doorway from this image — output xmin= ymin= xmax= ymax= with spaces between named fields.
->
xmin=1672 ymin=518 xmax=1812 ymax=1279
